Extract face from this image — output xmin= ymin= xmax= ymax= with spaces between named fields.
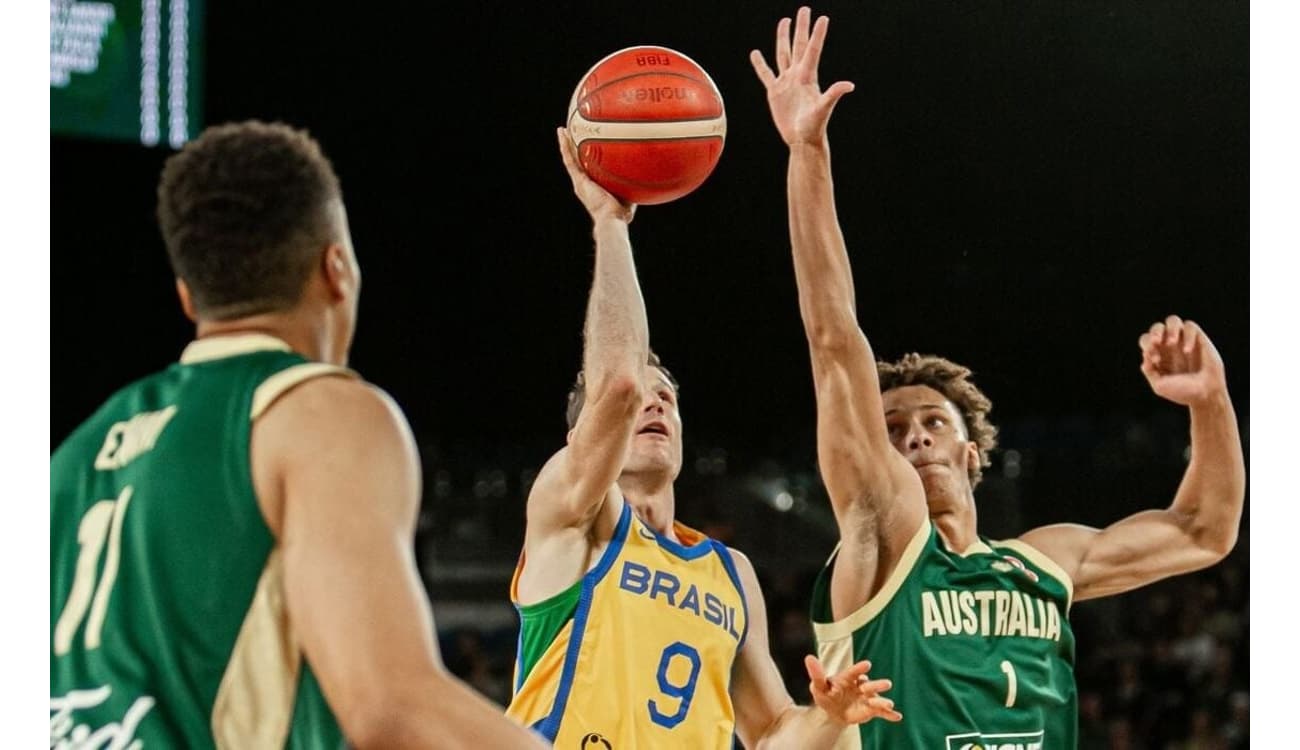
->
xmin=328 ymin=201 xmax=362 ymax=364
xmin=882 ymin=384 xmax=978 ymax=505
xmin=622 ymin=365 xmax=683 ymax=479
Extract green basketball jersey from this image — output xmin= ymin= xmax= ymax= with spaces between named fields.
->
xmin=811 ymin=518 xmax=1077 ymax=750
xmin=51 ymin=334 xmax=354 ymax=749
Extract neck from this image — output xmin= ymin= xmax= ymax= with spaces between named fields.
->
xmin=618 ymin=473 xmax=677 ymax=539
xmin=928 ymin=486 xmax=979 ymax=553
xmin=195 ymin=308 xmax=339 ymax=365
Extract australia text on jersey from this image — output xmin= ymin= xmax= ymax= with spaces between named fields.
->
xmin=921 ymin=589 xmax=1063 ymax=641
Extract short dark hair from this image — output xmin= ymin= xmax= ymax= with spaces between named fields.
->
xmin=156 ymin=120 xmax=343 ymax=319
xmin=565 ymin=351 xmax=678 ymax=430
xmin=877 ymin=353 xmax=999 ymax=487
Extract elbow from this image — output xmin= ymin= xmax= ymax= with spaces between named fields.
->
xmin=807 ymin=320 xmax=856 ymax=354
xmin=1203 ymin=525 xmax=1239 ymax=560
xmin=590 ymin=373 xmax=644 ymax=418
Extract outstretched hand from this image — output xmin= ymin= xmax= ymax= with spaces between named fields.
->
xmin=805 ymin=654 xmax=903 ymax=726
xmin=555 ymin=127 xmax=635 ymax=225
xmin=749 ymin=6 xmax=855 ymax=147
xmin=1138 ymin=314 xmax=1228 ymax=407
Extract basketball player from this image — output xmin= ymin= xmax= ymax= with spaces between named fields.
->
xmin=750 ymin=7 xmax=1246 ymax=748
xmin=50 ymin=121 xmax=548 ymax=749
xmin=504 ymin=128 xmax=902 ymax=749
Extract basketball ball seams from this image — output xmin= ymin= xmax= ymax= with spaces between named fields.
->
xmin=566 ymin=114 xmax=728 ymax=142
xmin=565 ymin=45 xmax=726 ymax=204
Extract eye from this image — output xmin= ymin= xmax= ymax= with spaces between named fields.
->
xmin=886 ymin=422 xmax=904 ymax=438
xmin=659 ymin=390 xmax=675 ymax=404
xmin=926 ymin=415 xmax=947 ymax=429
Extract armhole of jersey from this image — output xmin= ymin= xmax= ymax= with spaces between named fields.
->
xmin=249 ymin=363 xmax=357 ymax=421
xmin=711 ymin=542 xmax=750 ymax=651
xmin=812 ymin=517 xmax=933 ymax=642
xmin=992 ymin=538 xmax=1076 ymax=612
xmin=211 ymin=550 xmax=298 ymax=749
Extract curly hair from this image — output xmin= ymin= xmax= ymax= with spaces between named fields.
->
xmin=877 ymin=353 xmax=999 ymax=487
xmin=156 ymin=120 xmax=343 ymax=319
xmin=565 ymin=351 xmax=678 ymax=430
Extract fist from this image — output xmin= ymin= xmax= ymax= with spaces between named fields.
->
xmin=1138 ymin=315 xmax=1227 ymax=407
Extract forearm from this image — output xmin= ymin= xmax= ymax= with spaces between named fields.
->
xmin=583 ymin=217 xmax=649 ymax=385
xmin=787 ymin=142 xmax=859 ymax=346
xmin=754 ymin=704 xmax=845 ymax=750
xmin=348 ymin=676 xmax=547 ymax=749
xmin=1171 ymin=391 xmax=1246 ymax=554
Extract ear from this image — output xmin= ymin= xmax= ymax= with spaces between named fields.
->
xmin=565 ymin=428 xmax=576 ymax=445
xmin=175 ymin=278 xmax=197 ymax=323
xmin=966 ymin=441 xmax=981 ymax=471
xmin=321 ymin=243 xmax=355 ymax=303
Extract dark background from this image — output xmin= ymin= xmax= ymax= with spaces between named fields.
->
xmin=51 ymin=0 xmax=1248 ymax=745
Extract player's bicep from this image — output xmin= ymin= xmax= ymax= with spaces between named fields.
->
xmin=811 ymin=349 xmax=927 ymax=541
xmin=535 ymin=376 xmax=640 ymax=529
xmin=525 ymin=445 xmax=619 ymax=534
xmin=1022 ymin=510 xmax=1222 ymax=602
xmin=258 ymin=380 xmax=443 ymax=731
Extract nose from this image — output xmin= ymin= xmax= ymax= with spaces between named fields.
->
xmin=905 ymin=422 xmax=933 ymax=451
xmin=643 ymin=394 xmax=666 ymax=414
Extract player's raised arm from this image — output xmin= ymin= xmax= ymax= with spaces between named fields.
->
xmin=523 ymin=129 xmax=647 ymax=537
xmin=750 ymin=7 xmax=927 ymax=608
xmin=725 ymin=549 xmax=901 ymax=749
xmin=1019 ymin=315 xmax=1246 ymax=602
xmin=258 ymin=377 xmax=548 ymax=748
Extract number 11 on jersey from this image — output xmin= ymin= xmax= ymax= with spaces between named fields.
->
xmin=53 ymin=487 xmax=134 ymax=656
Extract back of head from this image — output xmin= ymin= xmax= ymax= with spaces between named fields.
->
xmin=156 ymin=120 xmax=342 ymax=320
xmin=878 ymin=352 xmax=999 ymax=486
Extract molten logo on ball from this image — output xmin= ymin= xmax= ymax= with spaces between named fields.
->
xmin=567 ymin=45 xmax=726 ymax=205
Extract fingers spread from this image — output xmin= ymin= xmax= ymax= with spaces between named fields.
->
xmin=792 ymin=6 xmax=812 ymax=63
xmin=750 ymin=49 xmax=776 ymax=87
xmin=805 ymin=14 xmax=830 ymax=72
xmin=776 ymin=16 xmax=792 ymax=71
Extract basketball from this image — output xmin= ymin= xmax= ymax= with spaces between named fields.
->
xmin=567 ymin=45 xmax=726 ymax=205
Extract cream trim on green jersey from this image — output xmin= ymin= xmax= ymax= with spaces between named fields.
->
xmin=812 ymin=517 xmax=933 ymax=643
xmin=211 ymin=551 xmax=298 ymax=749
xmin=180 ymin=334 xmax=292 ymax=364
xmin=250 ymin=364 xmax=356 ymax=419
xmin=992 ymin=538 xmax=1076 ymax=612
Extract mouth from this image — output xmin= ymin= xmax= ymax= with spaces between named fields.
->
xmin=637 ymin=421 xmax=670 ymax=439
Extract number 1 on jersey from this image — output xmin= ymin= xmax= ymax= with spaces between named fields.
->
xmin=53 ymin=487 xmax=133 ymax=656
xmin=1000 ymin=659 xmax=1017 ymax=707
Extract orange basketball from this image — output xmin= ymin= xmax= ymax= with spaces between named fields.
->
xmin=567 ymin=46 xmax=726 ymax=205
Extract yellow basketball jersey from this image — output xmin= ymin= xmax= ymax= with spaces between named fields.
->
xmin=507 ymin=501 xmax=749 ymax=749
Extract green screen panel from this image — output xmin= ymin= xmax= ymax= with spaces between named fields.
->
xmin=50 ymin=0 xmax=204 ymax=147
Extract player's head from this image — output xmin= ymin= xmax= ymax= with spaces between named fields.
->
xmin=878 ymin=353 xmax=998 ymax=503
xmin=566 ymin=351 xmax=683 ymax=479
xmin=156 ymin=120 xmax=360 ymax=364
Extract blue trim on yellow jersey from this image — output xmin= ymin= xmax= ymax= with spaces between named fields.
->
xmin=639 ymin=517 xmax=715 ymax=560
xmin=710 ymin=541 xmax=751 ymax=651
xmin=513 ymin=614 xmax=526 ymax=694
xmin=537 ymin=502 xmax=634 ymax=742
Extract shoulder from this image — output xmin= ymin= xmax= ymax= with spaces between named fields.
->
xmin=256 ymin=376 xmax=417 ymax=466
xmin=723 ymin=546 xmax=762 ymax=596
